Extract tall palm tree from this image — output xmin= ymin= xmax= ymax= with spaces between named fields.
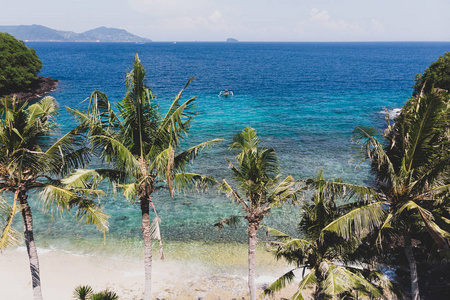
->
xmin=0 ymin=96 xmax=109 ymax=300
xmin=67 ymin=54 xmax=222 ymax=300
xmin=219 ymin=127 xmax=301 ymax=300
xmin=324 ymin=90 xmax=450 ymax=300
xmin=264 ymin=170 xmax=394 ymax=300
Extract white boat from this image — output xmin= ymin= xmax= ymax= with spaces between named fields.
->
xmin=218 ymin=89 xmax=234 ymax=97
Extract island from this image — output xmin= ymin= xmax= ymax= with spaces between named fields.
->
xmin=0 ymin=25 xmax=151 ymax=43
xmin=226 ymin=38 xmax=238 ymax=43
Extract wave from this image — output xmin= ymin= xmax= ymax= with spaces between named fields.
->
xmin=380 ymin=108 xmax=401 ymax=119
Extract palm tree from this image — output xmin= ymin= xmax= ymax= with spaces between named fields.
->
xmin=324 ymin=90 xmax=450 ymax=300
xmin=218 ymin=127 xmax=301 ymax=300
xmin=0 ymin=96 xmax=109 ymax=300
xmin=73 ymin=285 xmax=119 ymax=300
xmin=264 ymin=170 xmax=394 ymax=300
xmin=67 ymin=54 xmax=222 ymax=300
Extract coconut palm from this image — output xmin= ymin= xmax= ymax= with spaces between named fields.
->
xmin=324 ymin=90 xmax=450 ymax=300
xmin=67 ymin=54 xmax=222 ymax=300
xmin=264 ymin=170 xmax=394 ymax=300
xmin=0 ymin=96 xmax=109 ymax=300
xmin=218 ymin=127 xmax=302 ymax=300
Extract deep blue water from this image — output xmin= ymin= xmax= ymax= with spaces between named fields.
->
xmin=23 ymin=42 xmax=450 ymax=246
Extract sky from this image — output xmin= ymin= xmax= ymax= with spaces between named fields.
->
xmin=3 ymin=0 xmax=450 ymax=42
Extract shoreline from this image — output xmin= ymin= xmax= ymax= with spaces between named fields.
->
xmin=3 ymin=76 xmax=58 ymax=102
xmin=1 ymin=244 xmax=302 ymax=299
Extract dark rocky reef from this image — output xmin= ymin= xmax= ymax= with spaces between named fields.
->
xmin=4 ymin=76 xmax=58 ymax=102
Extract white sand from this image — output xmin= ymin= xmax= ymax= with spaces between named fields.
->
xmin=0 ymin=246 xmax=301 ymax=299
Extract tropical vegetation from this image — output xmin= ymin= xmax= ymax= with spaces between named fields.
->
xmin=73 ymin=285 xmax=119 ymax=300
xmin=264 ymin=170 xmax=397 ymax=299
xmin=66 ymin=54 xmax=222 ymax=300
xmin=321 ymin=89 xmax=450 ymax=300
xmin=413 ymin=51 xmax=450 ymax=95
xmin=0 ymin=33 xmax=43 ymax=96
xmin=218 ymin=127 xmax=301 ymax=300
xmin=0 ymin=96 xmax=109 ymax=300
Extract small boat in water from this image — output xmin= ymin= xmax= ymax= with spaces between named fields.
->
xmin=219 ymin=89 xmax=234 ymax=97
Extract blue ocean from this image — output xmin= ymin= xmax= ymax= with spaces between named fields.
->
xmin=24 ymin=42 xmax=450 ymax=251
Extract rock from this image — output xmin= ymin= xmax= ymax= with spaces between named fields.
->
xmin=3 ymin=76 xmax=58 ymax=102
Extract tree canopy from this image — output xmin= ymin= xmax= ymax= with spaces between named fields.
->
xmin=413 ymin=52 xmax=450 ymax=95
xmin=0 ymin=32 xmax=42 ymax=96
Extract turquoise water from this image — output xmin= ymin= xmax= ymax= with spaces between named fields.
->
xmin=22 ymin=42 xmax=450 ymax=247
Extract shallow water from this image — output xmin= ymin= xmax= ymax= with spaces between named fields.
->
xmin=17 ymin=42 xmax=450 ymax=250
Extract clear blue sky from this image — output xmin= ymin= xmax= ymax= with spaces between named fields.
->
xmin=3 ymin=0 xmax=450 ymax=41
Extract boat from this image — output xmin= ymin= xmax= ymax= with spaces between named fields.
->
xmin=218 ymin=89 xmax=234 ymax=97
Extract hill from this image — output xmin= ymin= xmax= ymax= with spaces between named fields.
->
xmin=0 ymin=25 xmax=151 ymax=43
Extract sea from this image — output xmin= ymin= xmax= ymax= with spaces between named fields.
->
xmin=20 ymin=42 xmax=450 ymax=254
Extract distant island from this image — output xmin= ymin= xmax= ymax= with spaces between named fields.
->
xmin=0 ymin=25 xmax=151 ymax=43
xmin=227 ymin=38 xmax=238 ymax=43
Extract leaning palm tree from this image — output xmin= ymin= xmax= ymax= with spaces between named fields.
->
xmin=67 ymin=54 xmax=222 ymax=300
xmin=264 ymin=170 xmax=395 ymax=300
xmin=218 ymin=127 xmax=301 ymax=300
xmin=324 ymin=90 xmax=450 ymax=300
xmin=0 ymin=96 xmax=109 ymax=300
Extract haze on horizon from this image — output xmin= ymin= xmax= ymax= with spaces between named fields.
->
xmin=3 ymin=0 xmax=450 ymax=42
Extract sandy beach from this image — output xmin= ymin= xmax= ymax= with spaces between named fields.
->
xmin=1 ymin=244 xmax=301 ymax=299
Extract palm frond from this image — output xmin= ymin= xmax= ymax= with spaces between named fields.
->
xmin=74 ymin=199 xmax=109 ymax=232
xmin=149 ymin=145 xmax=175 ymax=194
xmin=173 ymin=138 xmax=224 ymax=171
xmin=292 ymin=270 xmax=317 ymax=300
xmin=159 ymin=77 xmax=196 ymax=134
xmin=173 ymin=173 xmax=217 ymax=193
xmin=214 ymin=215 xmax=242 ymax=230
xmin=45 ymin=126 xmax=91 ymax=175
xmin=0 ymin=194 xmax=22 ymax=250
xmin=61 ymin=169 xmax=104 ymax=188
xmin=39 ymin=184 xmax=109 ymax=232
xmin=117 ymin=183 xmax=139 ymax=203
xmin=264 ymin=226 xmax=292 ymax=241
xmin=403 ymin=92 xmax=448 ymax=173
xmin=323 ymin=201 xmax=388 ymax=240
xmin=73 ymin=285 xmax=94 ymax=300
xmin=267 ymin=175 xmax=304 ymax=206
xmin=220 ymin=178 xmax=248 ymax=210
xmin=90 ymin=134 xmax=140 ymax=177
xmin=264 ymin=269 xmax=296 ymax=295
xmin=398 ymin=201 xmax=450 ymax=248
xmin=322 ymin=265 xmax=382 ymax=299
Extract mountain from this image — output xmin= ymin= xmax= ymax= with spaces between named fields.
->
xmin=0 ymin=25 xmax=151 ymax=42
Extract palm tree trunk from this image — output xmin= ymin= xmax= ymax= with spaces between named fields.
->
xmin=248 ymin=221 xmax=258 ymax=300
xmin=141 ymin=195 xmax=152 ymax=300
xmin=18 ymin=189 xmax=43 ymax=300
xmin=404 ymin=232 xmax=420 ymax=300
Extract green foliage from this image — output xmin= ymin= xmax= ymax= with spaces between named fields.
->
xmin=413 ymin=52 xmax=450 ymax=95
xmin=264 ymin=171 xmax=397 ymax=299
xmin=73 ymin=285 xmax=119 ymax=300
xmin=0 ymin=96 xmax=108 ymax=249
xmin=0 ymin=33 xmax=42 ymax=95
xmin=67 ymin=54 xmax=222 ymax=298
xmin=220 ymin=127 xmax=301 ymax=213
xmin=73 ymin=285 xmax=94 ymax=300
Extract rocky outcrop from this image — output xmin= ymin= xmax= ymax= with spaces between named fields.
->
xmin=4 ymin=76 xmax=58 ymax=102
